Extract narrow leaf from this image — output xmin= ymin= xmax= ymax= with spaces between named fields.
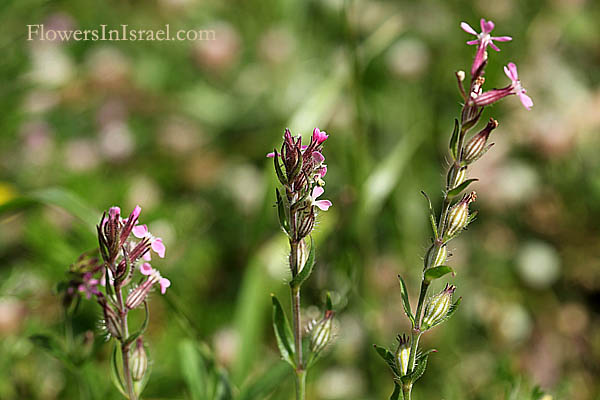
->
xmin=397 ymin=275 xmax=415 ymax=327
xmin=273 ymin=150 xmax=287 ymax=184
xmin=275 ymin=189 xmax=290 ymax=234
xmin=271 ymin=295 xmax=296 ymax=368
xmin=421 ymin=191 xmax=438 ymax=238
xmin=124 ymin=301 xmax=150 ymax=346
xmin=389 ymin=383 xmax=401 ymax=400
xmin=447 ymin=178 xmax=478 ymax=198
xmin=424 ymin=266 xmax=455 ymax=284
xmin=289 ymin=236 xmax=315 ymax=288
xmin=110 ymin=343 xmax=128 ymax=397
xmin=179 ymin=339 xmax=208 ymax=400
xmin=466 ymin=210 xmax=478 ymax=226
xmin=407 ymin=353 xmax=430 ymax=384
xmin=449 ymin=119 xmax=459 ymax=160
xmin=325 ymin=291 xmax=333 ymax=311
xmin=238 ymin=362 xmax=289 ymax=400
xmin=374 ymin=345 xmax=400 ymax=377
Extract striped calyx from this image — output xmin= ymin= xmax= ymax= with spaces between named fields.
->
xmin=102 ymin=303 xmax=122 ymax=340
xmin=446 ymin=192 xmax=476 ymax=237
xmin=130 ymin=338 xmax=148 ymax=381
xmin=429 ymin=245 xmax=448 ymax=268
xmin=422 ymin=284 xmax=456 ymax=330
xmin=309 ymin=310 xmax=334 ymax=355
xmin=463 ymin=118 xmax=498 ymax=163
xmin=448 ymin=166 xmax=467 ymax=190
xmin=395 ymin=334 xmax=411 ymax=376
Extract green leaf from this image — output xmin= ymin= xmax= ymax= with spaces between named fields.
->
xmin=276 ymin=189 xmax=291 ymax=235
xmin=424 ymin=266 xmax=455 ymax=284
xmin=389 ymin=383 xmax=401 ymax=400
xmin=374 ymin=345 xmax=400 ymax=377
xmin=273 ymin=150 xmax=287 ymax=185
xmin=407 ymin=352 xmax=431 ymax=384
xmin=124 ymin=301 xmax=149 ymax=346
xmin=179 ymin=339 xmax=208 ymax=400
xmin=289 ymin=236 xmax=315 ymax=289
xmin=466 ymin=210 xmax=478 ymax=226
xmin=271 ymin=295 xmax=296 ymax=368
xmin=110 ymin=343 xmax=128 ymax=398
xmin=325 ymin=291 xmax=333 ymax=311
xmin=421 ymin=191 xmax=438 ymax=238
xmin=449 ymin=119 xmax=459 ymax=160
xmin=214 ymin=368 xmax=234 ymax=400
xmin=397 ymin=275 xmax=415 ymax=327
xmin=447 ymin=178 xmax=478 ymax=198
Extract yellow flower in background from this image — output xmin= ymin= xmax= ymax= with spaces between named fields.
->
xmin=0 ymin=182 xmax=17 ymax=206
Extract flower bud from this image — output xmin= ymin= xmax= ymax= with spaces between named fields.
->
xmin=463 ymin=118 xmax=498 ymax=163
xmin=394 ymin=334 xmax=410 ymax=376
xmin=295 ymin=238 xmax=309 ymax=275
xmin=126 ymin=270 xmax=161 ymax=309
xmin=130 ymin=338 xmax=148 ymax=382
xmin=103 ymin=303 xmax=122 ymax=340
xmin=309 ymin=310 xmax=334 ymax=355
xmin=428 ymin=245 xmax=447 ymax=268
xmin=422 ymin=284 xmax=456 ymax=330
xmin=446 ymin=192 xmax=476 ymax=237
xmin=448 ymin=166 xmax=466 ymax=190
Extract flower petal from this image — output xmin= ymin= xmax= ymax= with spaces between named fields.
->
xmin=109 ymin=207 xmax=121 ymax=219
xmin=266 ymin=152 xmax=276 ymax=158
xmin=131 ymin=205 xmax=141 ymax=219
xmin=159 ymin=278 xmax=171 ymax=294
xmin=143 ymin=251 xmax=151 ymax=261
xmin=466 ymin=39 xmax=479 ymax=45
xmin=152 ymin=239 xmax=166 ymax=258
xmin=460 ymin=22 xmax=477 ymax=36
xmin=489 ymin=41 xmax=500 ymax=51
xmin=519 ymin=93 xmax=533 ymax=110
xmin=312 ymin=186 xmax=324 ymax=199
xmin=132 ymin=224 xmax=148 ymax=238
xmin=492 ymin=35 xmax=512 ymax=42
xmin=314 ymin=200 xmax=332 ymax=211
xmin=319 ymin=165 xmax=328 ymax=178
xmin=140 ymin=263 xmax=153 ymax=275
xmin=312 ymin=151 xmax=325 ymax=163
xmin=507 ymin=62 xmax=519 ymax=81
xmin=481 ymin=18 xmax=494 ymax=34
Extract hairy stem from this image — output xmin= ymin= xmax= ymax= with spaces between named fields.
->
xmin=294 ymin=368 xmax=307 ymax=400
xmin=116 ymin=282 xmax=136 ymax=400
xmin=402 ymin=383 xmax=412 ymax=400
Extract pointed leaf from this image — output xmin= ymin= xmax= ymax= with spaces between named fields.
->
xmin=325 ymin=291 xmax=333 ymax=311
xmin=124 ymin=301 xmax=150 ymax=346
xmin=273 ymin=150 xmax=287 ymax=184
xmin=374 ymin=345 xmax=400 ymax=377
xmin=271 ymin=295 xmax=296 ymax=368
xmin=389 ymin=383 xmax=401 ymax=400
xmin=110 ymin=343 xmax=128 ymax=397
xmin=424 ymin=266 xmax=455 ymax=284
xmin=397 ymin=275 xmax=415 ymax=327
xmin=466 ymin=210 xmax=478 ymax=226
xmin=179 ymin=339 xmax=208 ymax=400
xmin=276 ymin=189 xmax=291 ymax=235
xmin=407 ymin=352 xmax=430 ymax=384
xmin=447 ymin=178 xmax=478 ymax=198
xmin=421 ymin=191 xmax=438 ymax=238
xmin=449 ymin=119 xmax=459 ymax=160
xmin=289 ymin=236 xmax=315 ymax=289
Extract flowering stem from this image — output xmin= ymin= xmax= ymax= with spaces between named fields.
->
xmin=115 ymin=280 xmax=137 ymax=400
xmin=290 ymin=250 xmax=306 ymax=400
xmin=294 ymin=367 xmax=307 ymax=400
xmin=402 ymin=383 xmax=412 ymax=400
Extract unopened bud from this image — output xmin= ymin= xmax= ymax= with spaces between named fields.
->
xmin=422 ymin=284 xmax=456 ymax=330
xmin=394 ymin=334 xmax=410 ymax=376
xmin=448 ymin=166 xmax=466 ymax=190
xmin=126 ymin=270 xmax=161 ymax=309
xmin=428 ymin=245 xmax=447 ymax=268
xmin=295 ymin=238 xmax=309 ymax=275
xmin=103 ymin=304 xmax=122 ymax=340
xmin=309 ymin=310 xmax=334 ymax=355
xmin=130 ymin=338 xmax=148 ymax=381
xmin=446 ymin=192 xmax=476 ymax=237
xmin=463 ymin=119 xmax=498 ymax=163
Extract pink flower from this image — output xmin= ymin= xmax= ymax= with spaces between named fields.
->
xmin=461 ymin=19 xmax=512 ymax=75
xmin=472 ymin=62 xmax=532 ymax=110
xmin=132 ymin=224 xmax=166 ymax=258
xmin=159 ymin=278 xmax=171 ymax=294
xmin=140 ymin=262 xmax=153 ymax=275
xmin=503 ymin=62 xmax=533 ymax=110
xmin=266 ymin=145 xmax=308 ymax=158
xmin=152 ymin=239 xmax=166 ymax=258
xmin=319 ymin=165 xmax=328 ymax=178
xmin=312 ymin=151 xmax=325 ymax=163
xmin=77 ymin=272 xmax=100 ymax=299
xmin=311 ymin=186 xmax=332 ymax=211
xmin=132 ymin=224 xmax=148 ymax=238
xmin=312 ymin=128 xmax=329 ymax=144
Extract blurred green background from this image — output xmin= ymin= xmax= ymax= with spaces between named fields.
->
xmin=1 ymin=0 xmax=599 ymax=399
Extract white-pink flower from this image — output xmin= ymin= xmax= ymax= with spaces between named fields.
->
xmin=132 ymin=224 xmax=166 ymax=258
xmin=504 ymin=62 xmax=533 ymax=110
xmin=461 ymin=19 xmax=512 ymax=75
xmin=311 ymin=186 xmax=332 ymax=211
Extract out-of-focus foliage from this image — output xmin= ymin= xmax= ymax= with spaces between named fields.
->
xmin=1 ymin=0 xmax=599 ymax=399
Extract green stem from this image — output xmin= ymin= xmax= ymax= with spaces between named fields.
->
xmin=402 ymin=383 xmax=412 ymax=400
xmin=294 ymin=369 xmax=307 ymax=400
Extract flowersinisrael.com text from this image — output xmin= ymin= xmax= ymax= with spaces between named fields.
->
xmin=27 ymin=24 xmax=216 ymax=41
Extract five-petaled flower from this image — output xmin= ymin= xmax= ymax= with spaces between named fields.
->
xmin=461 ymin=18 xmax=512 ymax=76
xmin=471 ymin=62 xmax=533 ymax=110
